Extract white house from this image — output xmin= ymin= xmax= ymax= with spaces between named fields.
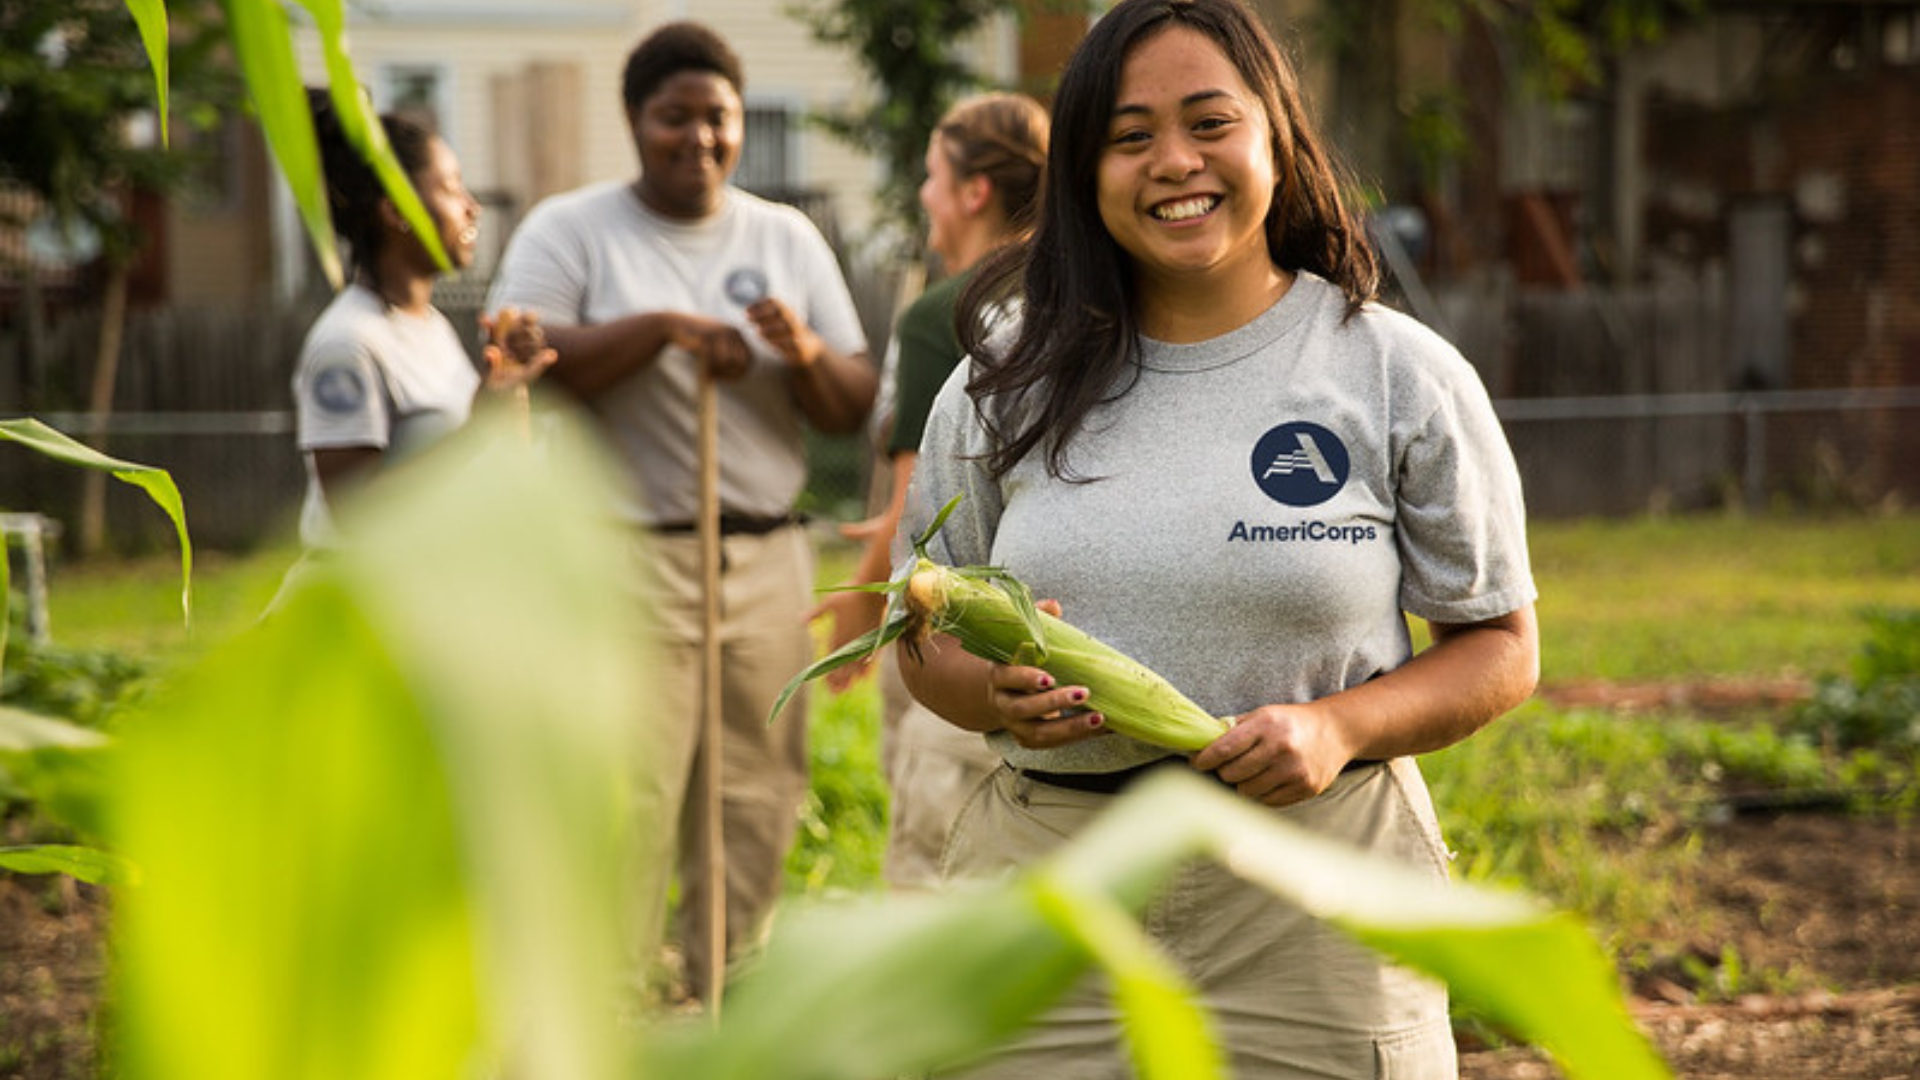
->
xmin=262 ymin=0 xmax=1023 ymax=302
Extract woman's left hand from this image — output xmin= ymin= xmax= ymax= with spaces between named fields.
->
xmin=1190 ymin=704 xmax=1355 ymax=807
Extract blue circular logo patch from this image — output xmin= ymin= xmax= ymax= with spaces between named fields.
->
xmin=312 ymin=365 xmax=368 ymax=415
xmin=724 ymin=267 xmax=769 ymax=307
xmin=1250 ymin=422 xmax=1349 ymax=507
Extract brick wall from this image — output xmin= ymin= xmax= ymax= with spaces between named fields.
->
xmin=1644 ymin=68 xmax=1920 ymax=392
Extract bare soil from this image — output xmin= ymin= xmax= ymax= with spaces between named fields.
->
xmin=3 ymin=682 xmax=1915 ymax=1079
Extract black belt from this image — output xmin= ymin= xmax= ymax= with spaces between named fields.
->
xmin=649 ymin=512 xmax=806 ymax=536
xmin=1020 ymin=755 xmax=1382 ymax=795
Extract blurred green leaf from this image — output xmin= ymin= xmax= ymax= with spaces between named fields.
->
xmin=299 ymin=0 xmax=451 ymax=269
xmin=110 ymin=410 xmax=642 ymax=1080
xmin=124 ymin=0 xmax=171 ymax=139
xmin=1029 ymin=871 xmax=1225 ymax=1080
xmin=218 ymin=0 xmax=340 ymax=286
xmin=0 ymin=708 xmax=111 ymax=753
xmin=0 ymin=843 xmax=136 ymax=886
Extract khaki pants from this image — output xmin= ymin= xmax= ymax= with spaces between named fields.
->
xmin=937 ymin=759 xmax=1459 ymax=1080
xmin=877 ymin=649 xmax=1002 ymax=890
xmin=623 ymin=525 xmax=814 ymax=1002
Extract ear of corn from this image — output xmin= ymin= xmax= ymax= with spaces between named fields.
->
xmin=771 ymin=495 xmax=1231 ymax=755
xmin=899 ymin=559 xmax=1231 ymax=753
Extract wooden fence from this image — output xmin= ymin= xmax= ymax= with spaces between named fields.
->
xmin=4 ymin=275 xmax=1915 ymax=554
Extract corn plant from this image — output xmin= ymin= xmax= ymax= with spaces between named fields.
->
xmin=1 ymin=418 xmax=188 ymax=885
xmin=122 ymin=0 xmax=449 ymax=288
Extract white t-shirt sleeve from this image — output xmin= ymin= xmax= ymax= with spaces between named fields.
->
xmin=900 ymin=360 xmax=1000 ymax=570
xmin=793 ymin=218 xmax=868 ymax=359
xmin=1392 ymin=349 xmax=1535 ymax=624
xmin=295 ymin=339 xmax=391 ymax=452
xmin=486 ymin=201 xmax=589 ymax=326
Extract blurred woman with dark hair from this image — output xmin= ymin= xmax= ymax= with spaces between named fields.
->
xmin=288 ymin=89 xmax=550 ymax=556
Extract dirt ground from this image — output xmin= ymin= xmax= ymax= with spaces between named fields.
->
xmin=2 ymin=685 xmax=1915 ymax=1078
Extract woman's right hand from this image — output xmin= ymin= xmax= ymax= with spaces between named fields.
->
xmin=985 ymin=599 xmax=1108 ymax=750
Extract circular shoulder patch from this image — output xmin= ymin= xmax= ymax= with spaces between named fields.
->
xmin=1250 ymin=421 xmax=1350 ymax=507
xmin=311 ymin=364 xmax=369 ymax=415
xmin=724 ymin=267 xmax=769 ymax=307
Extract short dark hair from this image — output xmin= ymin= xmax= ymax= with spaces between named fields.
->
xmin=622 ymin=21 xmax=744 ymax=111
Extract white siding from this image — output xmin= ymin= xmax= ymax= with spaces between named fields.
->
xmin=286 ymin=0 xmax=1023 ymax=279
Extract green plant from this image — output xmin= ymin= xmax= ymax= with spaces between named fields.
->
xmin=2 ymin=419 xmax=188 ymax=883
xmin=1794 ymin=608 xmax=1920 ymax=752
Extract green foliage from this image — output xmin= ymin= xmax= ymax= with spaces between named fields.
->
xmin=118 ymin=0 xmax=450 ymax=287
xmin=1425 ymin=0 xmax=1705 ymax=97
xmin=0 ymin=0 xmax=235 ymax=264
xmin=1425 ymin=697 xmax=1912 ymax=994
xmin=788 ymin=0 xmax=1020 ymax=248
xmin=787 ymin=678 xmax=888 ymax=898
xmin=111 ymin=414 xmax=641 ymax=1080
xmin=1 ymin=418 xmax=194 ymax=631
xmin=1 ymin=630 xmax=151 ymax=733
xmin=1793 ymin=608 xmax=1920 ymax=752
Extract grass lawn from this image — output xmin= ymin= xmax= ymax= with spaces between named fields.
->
xmin=44 ymin=510 xmax=1920 ymax=686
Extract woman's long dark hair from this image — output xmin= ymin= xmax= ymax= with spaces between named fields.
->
xmin=307 ymin=88 xmax=435 ymax=281
xmin=957 ymin=0 xmax=1379 ymax=483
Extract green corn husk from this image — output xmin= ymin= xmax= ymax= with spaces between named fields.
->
xmin=900 ymin=559 xmax=1232 ymax=752
xmin=771 ymin=496 xmax=1232 ymax=754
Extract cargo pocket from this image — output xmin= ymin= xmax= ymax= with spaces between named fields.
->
xmin=1372 ymin=1017 xmax=1458 ymax=1080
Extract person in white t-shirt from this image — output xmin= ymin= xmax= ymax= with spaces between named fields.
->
xmin=484 ymin=22 xmax=874 ymax=1004
xmin=289 ymin=89 xmax=552 ymax=556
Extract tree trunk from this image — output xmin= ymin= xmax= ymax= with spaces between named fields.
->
xmin=76 ymin=259 xmax=130 ymax=557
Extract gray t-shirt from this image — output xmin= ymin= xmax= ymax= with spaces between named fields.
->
xmin=486 ymin=182 xmax=868 ymax=525
xmin=906 ymin=273 xmax=1537 ymax=773
xmin=292 ymin=284 xmax=479 ymax=548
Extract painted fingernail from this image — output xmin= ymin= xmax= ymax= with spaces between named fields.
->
xmin=1039 ymin=675 xmax=1055 ymax=689
xmin=1088 ymin=713 xmax=1104 ymax=727
xmin=1070 ymin=688 xmax=1087 ymax=703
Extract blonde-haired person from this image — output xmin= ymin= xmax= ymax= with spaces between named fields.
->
xmin=898 ymin=0 xmax=1539 ymax=1076
xmin=812 ymin=92 xmax=1049 ymax=888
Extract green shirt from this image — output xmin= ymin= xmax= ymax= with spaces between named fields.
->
xmin=887 ymin=268 xmax=975 ymax=456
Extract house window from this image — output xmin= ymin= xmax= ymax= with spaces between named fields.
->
xmin=736 ymin=104 xmax=796 ymax=196
xmin=380 ymin=64 xmax=450 ymax=137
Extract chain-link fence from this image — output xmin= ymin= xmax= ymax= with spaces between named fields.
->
xmin=1501 ymin=388 xmax=1920 ymax=516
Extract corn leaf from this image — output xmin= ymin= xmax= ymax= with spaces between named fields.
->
xmin=652 ymin=769 xmax=1669 ymax=1080
xmin=0 ymin=844 xmax=136 ymax=886
xmin=298 ymin=0 xmax=451 ymax=270
xmin=123 ymin=0 xmax=171 ymax=142
xmin=1053 ymin=772 xmax=1674 ymax=1080
xmin=109 ymin=410 xmax=639 ymax=1080
xmin=0 ymin=419 xmax=192 ymax=627
xmin=221 ymin=0 xmax=339 ymax=287
xmin=1028 ymin=871 xmax=1226 ymax=1080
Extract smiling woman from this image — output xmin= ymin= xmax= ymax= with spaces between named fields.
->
xmin=896 ymin=0 xmax=1540 ymax=1077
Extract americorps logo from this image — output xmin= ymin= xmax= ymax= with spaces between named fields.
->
xmin=724 ymin=267 xmax=769 ymax=307
xmin=1250 ymin=421 xmax=1349 ymax=507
